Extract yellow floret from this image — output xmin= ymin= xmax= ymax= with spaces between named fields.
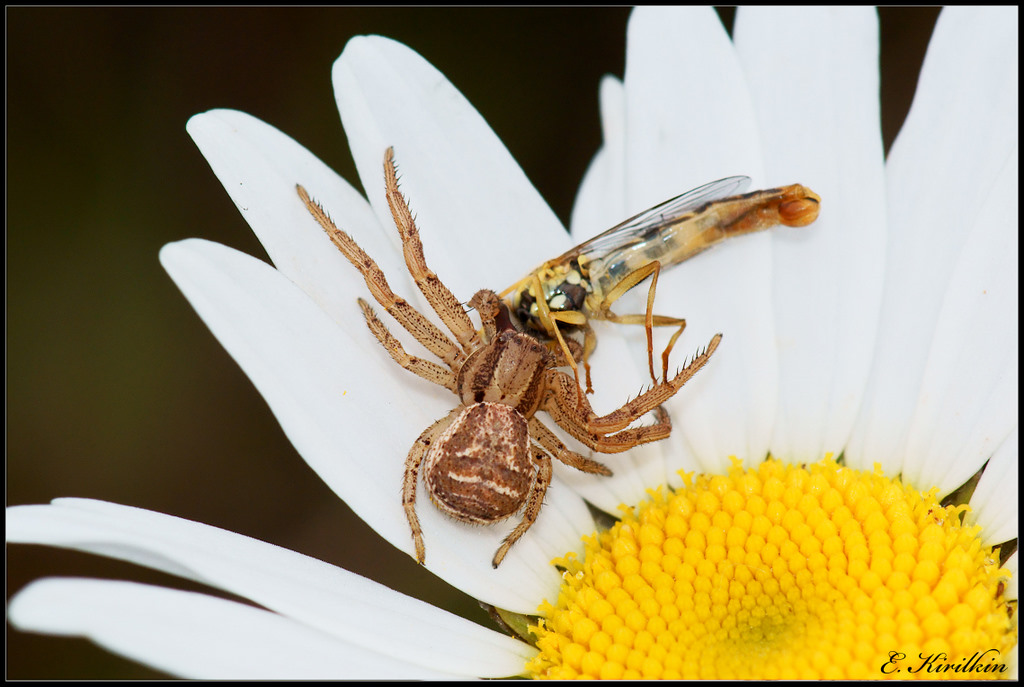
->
xmin=525 ymin=457 xmax=1015 ymax=679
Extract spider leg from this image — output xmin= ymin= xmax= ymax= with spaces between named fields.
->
xmin=404 ymin=408 xmax=462 ymax=565
xmin=543 ymin=377 xmax=675 ymax=453
xmin=383 ymin=147 xmax=482 ymax=354
xmin=492 ymin=445 xmax=553 ymax=568
xmin=469 ymin=289 xmax=500 ymax=343
xmin=527 ymin=417 xmax=610 ymax=475
xmin=586 ymin=407 xmax=674 ymax=453
xmin=583 ymin=333 xmax=721 ymax=434
xmin=542 ymin=333 xmax=721 ymax=441
xmin=297 ymin=184 xmax=465 ymax=370
xmin=467 ymin=289 xmax=517 ymax=345
xmin=358 ymin=299 xmax=457 ymax=392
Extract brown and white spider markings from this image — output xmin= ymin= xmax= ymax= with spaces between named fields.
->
xmin=297 ymin=147 xmax=722 ymax=568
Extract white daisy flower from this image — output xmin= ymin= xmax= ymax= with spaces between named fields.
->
xmin=7 ymin=7 xmax=1016 ymax=679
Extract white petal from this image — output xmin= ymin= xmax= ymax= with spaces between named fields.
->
xmin=625 ymin=7 xmax=764 ymax=193
xmin=333 ymin=35 xmax=569 ymax=301
xmin=8 ymin=578 xmax=456 ymax=679
xmin=735 ymin=7 xmax=887 ymax=464
xmin=570 ymin=74 xmax=627 ymax=243
xmin=622 ymin=6 xmax=777 ymax=470
xmin=967 ymin=428 xmax=1018 ymax=547
xmin=185 ymin=109 xmax=414 ymax=327
xmin=159 ymin=238 xmax=588 ymax=610
xmin=1004 ymin=552 xmax=1019 ymax=600
xmin=902 ymin=153 xmax=1018 ymax=492
xmin=7 ymin=499 xmax=534 ymax=677
xmin=848 ymin=7 xmax=1019 ymax=475
xmin=186 ymin=109 xmax=444 ymax=400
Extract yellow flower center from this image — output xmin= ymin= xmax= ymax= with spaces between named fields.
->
xmin=525 ymin=457 xmax=1015 ymax=679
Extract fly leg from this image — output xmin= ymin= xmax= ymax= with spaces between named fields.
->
xmin=592 ymin=261 xmax=687 ymax=384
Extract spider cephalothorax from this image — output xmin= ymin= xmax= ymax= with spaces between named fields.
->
xmin=298 ymin=148 xmax=720 ymax=567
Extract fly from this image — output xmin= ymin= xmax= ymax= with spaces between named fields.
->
xmin=501 ymin=178 xmax=821 ymax=392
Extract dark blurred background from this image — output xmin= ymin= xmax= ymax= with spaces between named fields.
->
xmin=7 ymin=7 xmax=939 ymax=678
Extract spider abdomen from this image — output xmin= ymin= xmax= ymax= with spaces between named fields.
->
xmin=424 ymin=402 xmax=534 ymax=524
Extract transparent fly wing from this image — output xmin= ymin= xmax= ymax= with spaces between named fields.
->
xmin=570 ymin=176 xmax=752 ymax=260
